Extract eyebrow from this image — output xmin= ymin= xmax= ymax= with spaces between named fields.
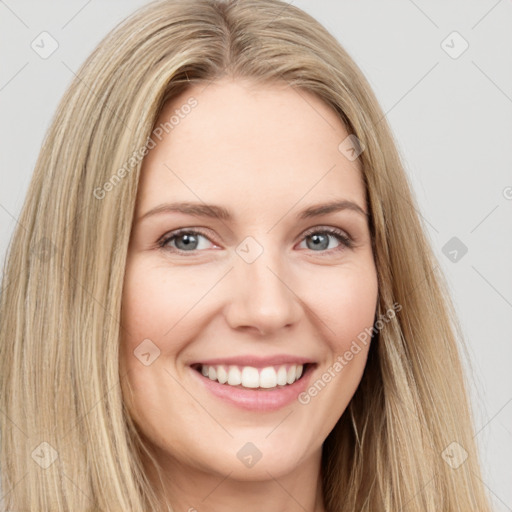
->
xmin=137 ymin=199 xmax=368 ymax=224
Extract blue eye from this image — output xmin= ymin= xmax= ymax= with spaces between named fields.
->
xmin=158 ymin=230 xmax=213 ymax=252
xmin=157 ymin=227 xmax=353 ymax=255
xmin=299 ymin=227 xmax=353 ymax=252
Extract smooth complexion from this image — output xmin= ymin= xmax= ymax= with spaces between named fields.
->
xmin=120 ymin=77 xmax=379 ymax=512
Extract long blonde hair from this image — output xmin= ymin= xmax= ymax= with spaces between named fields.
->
xmin=0 ymin=0 xmax=492 ymax=510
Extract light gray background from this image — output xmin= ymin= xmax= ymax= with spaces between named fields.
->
xmin=1 ymin=1 xmax=511 ymax=510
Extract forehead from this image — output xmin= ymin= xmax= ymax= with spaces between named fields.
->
xmin=136 ymin=78 xmax=366 ymax=217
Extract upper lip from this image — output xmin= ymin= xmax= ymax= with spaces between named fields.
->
xmin=190 ymin=354 xmax=315 ymax=368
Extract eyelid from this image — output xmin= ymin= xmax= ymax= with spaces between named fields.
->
xmin=156 ymin=227 xmax=218 ymax=253
xmin=300 ymin=225 xmax=352 ymax=243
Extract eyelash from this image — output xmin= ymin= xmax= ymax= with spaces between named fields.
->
xmin=156 ymin=226 xmax=354 ymax=256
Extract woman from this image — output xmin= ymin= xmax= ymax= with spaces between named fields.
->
xmin=0 ymin=0 xmax=493 ymax=510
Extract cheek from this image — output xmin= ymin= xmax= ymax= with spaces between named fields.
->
xmin=118 ymin=262 xmax=199 ymax=436
xmin=296 ymin=267 xmax=377 ymax=430
xmin=119 ymin=262 xmax=180 ymax=412
xmin=308 ymin=261 xmax=378 ymax=351
xmin=301 ymin=261 xmax=377 ymax=411
xmin=120 ymin=260 xmax=198 ymax=347
xmin=119 ymin=258 xmax=216 ymax=402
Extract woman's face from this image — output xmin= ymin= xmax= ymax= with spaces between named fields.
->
xmin=120 ymin=78 xmax=378 ymax=483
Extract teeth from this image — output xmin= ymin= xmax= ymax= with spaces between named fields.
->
xmin=241 ymin=367 xmax=259 ymax=388
xmin=199 ymin=363 xmax=305 ymax=389
xmin=286 ymin=365 xmax=296 ymax=384
xmin=277 ymin=366 xmax=287 ymax=386
xmin=217 ymin=365 xmax=228 ymax=384
xmin=227 ymin=366 xmax=241 ymax=386
xmin=259 ymin=367 xmax=277 ymax=388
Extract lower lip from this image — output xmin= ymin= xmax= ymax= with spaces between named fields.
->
xmin=189 ymin=364 xmax=315 ymax=411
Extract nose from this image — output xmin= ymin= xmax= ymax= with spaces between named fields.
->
xmin=224 ymin=247 xmax=303 ymax=336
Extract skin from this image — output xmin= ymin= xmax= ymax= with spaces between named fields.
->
xmin=119 ymin=77 xmax=379 ymax=512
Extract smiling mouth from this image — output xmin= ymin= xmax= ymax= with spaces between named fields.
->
xmin=190 ymin=362 xmax=313 ymax=390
